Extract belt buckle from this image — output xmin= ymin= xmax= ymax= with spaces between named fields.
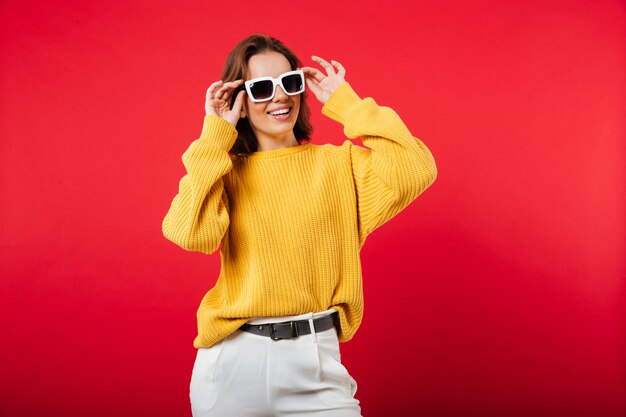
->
xmin=269 ymin=321 xmax=299 ymax=340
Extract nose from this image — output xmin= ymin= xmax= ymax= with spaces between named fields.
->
xmin=272 ymin=85 xmax=288 ymax=102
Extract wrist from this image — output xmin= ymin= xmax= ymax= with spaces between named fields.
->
xmin=199 ymin=115 xmax=238 ymax=148
xmin=321 ymin=82 xmax=361 ymax=124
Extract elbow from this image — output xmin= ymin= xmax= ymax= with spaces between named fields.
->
xmin=425 ymin=151 xmax=438 ymax=188
xmin=163 ymin=230 xmax=220 ymax=255
xmin=404 ymin=150 xmax=437 ymax=201
xmin=414 ymin=145 xmax=437 ymax=194
xmin=385 ymin=155 xmax=437 ymax=207
xmin=161 ymin=217 xmax=222 ymax=255
xmin=183 ymin=240 xmax=221 ymax=255
xmin=397 ymin=138 xmax=437 ymax=199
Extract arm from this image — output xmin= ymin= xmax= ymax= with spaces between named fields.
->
xmin=303 ymin=57 xmax=437 ymax=245
xmin=162 ymin=79 xmax=246 ymax=253
xmin=161 ymin=115 xmax=237 ymax=254
xmin=323 ymin=83 xmax=437 ymax=244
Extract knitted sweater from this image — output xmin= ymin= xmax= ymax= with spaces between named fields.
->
xmin=162 ymin=83 xmax=437 ymax=348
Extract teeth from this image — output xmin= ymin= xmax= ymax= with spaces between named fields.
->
xmin=269 ymin=108 xmax=290 ymax=116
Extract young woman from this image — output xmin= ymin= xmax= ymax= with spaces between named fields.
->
xmin=162 ymin=34 xmax=437 ymax=417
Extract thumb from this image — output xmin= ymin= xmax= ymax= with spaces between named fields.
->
xmin=231 ymin=90 xmax=246 ymax=115
xmin=305 ymin=78 xmax=326 ymax=104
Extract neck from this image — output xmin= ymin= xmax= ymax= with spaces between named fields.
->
xmin=256 ymin=132 xmax=299 ymax=152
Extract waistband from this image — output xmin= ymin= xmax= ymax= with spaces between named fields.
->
xmin=246 ymin=308 xmax=338 ymax=325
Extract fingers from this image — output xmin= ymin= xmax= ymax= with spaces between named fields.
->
xmin=301 ymin=66 xmax=325 ymax=83
xmin=309 ymin=56 xmax=346 ymax=78
xmin=207 ymin=80 xmax=223 ymax=100
xmin=305 ymin=77 xmax=330 ymax=105
xmin=331 ymin=60 xmax=346 ymax=77
xmin=311 ymin=55 xmax=335 ymax=76
xmin=215 ymin=79 xmax=243 ymax=100
xmin=231 ymin=89 xmax=246 ymax=115
xmin=305 ymin=77 xmax=322 ymax=95
xmin=207 ymin=79 xmax=243 ymax=101
xmin=205 ymin=79 xmax=245 ymax=119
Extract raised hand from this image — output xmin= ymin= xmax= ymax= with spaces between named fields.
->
xmin=205 ymin=79 xmax=246 ymax=126
xmin=301 ymin=56 xmax=346 ymax=104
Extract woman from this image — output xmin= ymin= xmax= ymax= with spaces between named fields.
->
xmin=162 ymin=34 xmax=437 ymax=417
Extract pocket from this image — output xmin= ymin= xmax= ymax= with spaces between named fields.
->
xmin=328 ymin=354 xmax=358 ymax=399
xmin=348 ymin=374 xmax=358 ymax=397
xmin=189 ymin=340 xmax=225 ymax=411
xmin=317 ymin=329 xmax=357 ymax=399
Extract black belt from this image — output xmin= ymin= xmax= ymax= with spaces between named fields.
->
xmin=239 ymin=312 xmax=337 ymax=340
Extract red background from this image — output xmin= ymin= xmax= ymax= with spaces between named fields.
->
xmin=1 ymin=1 xmax=624 ymax=416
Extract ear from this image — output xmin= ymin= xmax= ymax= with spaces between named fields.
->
xmin=241 ymin=101 xmax=247 ymax=118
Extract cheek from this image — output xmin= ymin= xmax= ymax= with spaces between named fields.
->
xmin=293 ymin=96 xmax=302 ymax=116
xmin=246 ymin=102 xmax=266 ymax=123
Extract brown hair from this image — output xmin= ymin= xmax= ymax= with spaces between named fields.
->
xmin=222 ymin=34 xmax=313 ymax=156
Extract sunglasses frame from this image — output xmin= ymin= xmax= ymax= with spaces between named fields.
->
xmin=244 ymin=70 xmax=305 ymax=103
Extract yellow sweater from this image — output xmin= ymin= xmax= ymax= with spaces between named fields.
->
xmin=162 ymin=83 xmax=437 ymax=348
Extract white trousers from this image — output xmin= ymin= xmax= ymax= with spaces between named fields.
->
xmin=190 ymin=309 xmax=362 ymax=417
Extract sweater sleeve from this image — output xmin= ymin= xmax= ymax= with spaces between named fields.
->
xmin=161 ymin=115 xmax=238 ymax=254
xmin=322 ymin=83 xmax=437 ymax=246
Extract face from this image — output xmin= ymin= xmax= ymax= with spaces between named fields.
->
xmin=243 ymin=51 xmax=301 ymax=147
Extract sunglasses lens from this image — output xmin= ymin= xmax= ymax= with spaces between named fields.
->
xmin=282 ymin=73 xmax=304 ymax=94
xmin=249 ymin=80 xmax=274 ymax=101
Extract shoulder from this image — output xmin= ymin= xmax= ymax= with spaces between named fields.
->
xmin=309 ymin=140 xmax=355 ymax=163
xmin=311 ymin=140 xmax=372 ymax=168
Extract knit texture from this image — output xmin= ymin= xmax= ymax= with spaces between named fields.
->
xmin=162 ymin=83 xmax=437 ymax=348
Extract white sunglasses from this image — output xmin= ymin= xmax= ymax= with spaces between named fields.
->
xmin=244 ymin=70 xmax=305 ymax=103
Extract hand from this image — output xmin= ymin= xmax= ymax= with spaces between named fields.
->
xmin=205 ymin=79 xmax=246 ymax=126
xmin=301 ymin=56 xmax=346 ymax=104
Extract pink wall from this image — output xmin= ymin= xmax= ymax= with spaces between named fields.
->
xmin=1 ymin=1 xmax=624 ymax=416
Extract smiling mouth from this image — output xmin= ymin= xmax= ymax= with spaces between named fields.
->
xmin=267 ymin=107 xmax=291 ymax=116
